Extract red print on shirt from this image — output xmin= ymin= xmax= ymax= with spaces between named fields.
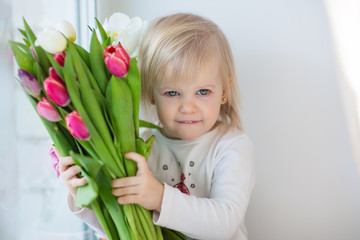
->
xmin=173 ymin=173 xmax=190 ymax=195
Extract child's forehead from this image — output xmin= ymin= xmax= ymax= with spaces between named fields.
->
xmin=161 ymin=54 xmax=221 ymax=84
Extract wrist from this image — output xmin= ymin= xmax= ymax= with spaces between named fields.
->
xmin=155 ymin=183 xmax=164 ymax=213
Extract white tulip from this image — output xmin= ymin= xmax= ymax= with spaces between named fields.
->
xmin=37 ymin=28 xmax=67 ymax=54
xmin=103 ymin=12 xmax=148 ymax=58
xmin=56 ymin=20 xmax=76 ymax=42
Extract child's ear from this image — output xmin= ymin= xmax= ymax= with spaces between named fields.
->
xmin=221 ymin=91 xmax=228 ymax=104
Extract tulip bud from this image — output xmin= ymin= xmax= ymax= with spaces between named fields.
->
xmin=36 ymin=97 xmax=61 ymax=122
xmin=49 ymin=66 xmax=60 ymax=80
xmin=43 ymin=76 xmax=70 ymax=107
xmin=56 ymin=20 xmax=76 ymax=43
xmin=65 ymin=111 xmax=90 ymax=140
xmin=18 ymin=69 xmax=41 ymax=98
xmin=53 ymin=51 xmax=66 ymax=67
xmin=37 ymin=27 xmax=67 ymax=54
xmin=104 ymin=44 xmax=130 ymax=77
xmin=49 ymin=146 xmax=60 ymax=178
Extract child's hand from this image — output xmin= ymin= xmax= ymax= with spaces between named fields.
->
xmin=54 ymin=148 xmax=88 ymax=200
xmin=111 ymin=152 xmax=164 ymax=212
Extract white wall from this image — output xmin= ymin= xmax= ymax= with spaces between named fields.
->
xmin=97 ymin=0 xmax=360 ymax=239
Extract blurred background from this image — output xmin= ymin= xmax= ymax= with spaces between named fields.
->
xmin=1 ymin=0 xmax=360 ymax=239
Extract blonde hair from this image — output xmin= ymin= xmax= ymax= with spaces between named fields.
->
xmin=138 ymin=13 xmax=243 ymax=131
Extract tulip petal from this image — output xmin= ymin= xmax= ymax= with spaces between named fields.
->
xmin=65 ymin=111 xmax=90 ymax=140
xmin=36 ymin=97 xmax=61 ymax=122
xmin=43 ymin=76 xmax=70 ymax=106
xmin=37 ymin=28 xmax=67 ymax=54
xmin=104 ymin=44 xmax=130 ymax=77
xmin=56 ymin=20 xmax=76 ymax=42
xmin=18 ymin=69 xmax=41 ymax=97
xmin=49 ymin=147 xmax=60 ymax=178
xmin=108 ymin=13 xmax=130 ymax=32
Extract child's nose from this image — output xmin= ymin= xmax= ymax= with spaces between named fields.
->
xmin=179 ymin=99 xmax=197 ymax=113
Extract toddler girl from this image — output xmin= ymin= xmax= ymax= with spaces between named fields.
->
xmin=58 ymin=12 xmax=255 ymax=240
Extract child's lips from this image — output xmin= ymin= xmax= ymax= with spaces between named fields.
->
xmin=177 ymin=120 xmax=200 ymax=124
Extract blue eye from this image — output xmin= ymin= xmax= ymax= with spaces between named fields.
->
xmin=165 ymin=91 xmax=179 ymax=96
xmin=197 ymin=89 xmax=210 ymax=95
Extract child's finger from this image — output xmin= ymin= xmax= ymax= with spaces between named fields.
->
xmin=117 ymin=194 xmax=139 ymax=205
xmin=60 ymin=165 xmax=82 ymax=180
xmin=58 ymin=156 xmax=75 ymax=173
xmin=71 ymin=176 xmax=88 ymax=187
xmin=111 ymin=176 xmax=139 ymax=188
xmin=124 ymin=152 xmax=148 ymax=175
xmin=112 ymin=185 xmax=140 ymax=197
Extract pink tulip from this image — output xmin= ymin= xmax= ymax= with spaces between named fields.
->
xmin=49 ymin=66 xmax=60 ymax=80
xmin=65 ymin=111 xmax=90 ymax=140
xmin=49 ymin=146 xmax=60 ymax=178
xmin=36 ymin=97 xmax=61 ymax=122
xmin=104 ymin=44 xmax=130 ymax=77
xmin=43 ymin=76 xmax=70 ymax=107
xmin=53 ymin=51 xmax=66 ymax=67
xmin=18 ymin=69 xmax=41 ymax=98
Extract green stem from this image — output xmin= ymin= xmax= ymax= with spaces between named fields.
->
xmin=136 ymin=205 xmax=156 ymax=239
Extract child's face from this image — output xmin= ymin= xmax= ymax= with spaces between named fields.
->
xmin=153 ymin=60 xmax=226 ymax=140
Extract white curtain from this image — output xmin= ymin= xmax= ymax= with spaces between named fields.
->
xmin=324 ymin=0 xmax=360 ymax=179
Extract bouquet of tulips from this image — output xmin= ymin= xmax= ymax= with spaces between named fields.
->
xmin=9 ymin=13 xmax=185 ymax=240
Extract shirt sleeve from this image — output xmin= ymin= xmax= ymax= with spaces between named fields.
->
xmin=153 ymin=138 xmax=255 ymax=240
xmin=67 ymin=193 xmax=107 ymax=238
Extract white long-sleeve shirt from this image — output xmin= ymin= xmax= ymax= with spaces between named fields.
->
xmin=68 ymin=124 xmax=255 ymax=240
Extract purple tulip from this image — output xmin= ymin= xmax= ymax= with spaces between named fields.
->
xmin=65 ymin=111 xmax=90 ymax=140
xmin=43 ymin=76 xmax=70 ymax=107
xmin=53 ymin=51 xmax=66 ymax=67
xmin=36 ymin=97 xmax=61 ymax=122
xmin=49 ymin=146 xmax=60 ymax=178
xmin=18 ymin=69 xmax=41 ymax=98
xmin=104 ymin=44 xmax=130 ymax=77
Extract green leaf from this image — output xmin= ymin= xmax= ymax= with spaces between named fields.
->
xmin=75 ymin=171 xmax=98 ymax=207
xmin=8 ymin=41 xmax=35 ymax=74
xmin=136 ymin=135 xmax=154 ymax=159
xmin=107 ymin=76 xmax=137 ymax=176
xmin=17 ymin=42 xmax=34 ymax=58
xmin=22 ymin=18 xmax=36 ymax=43
xmin=70 ymin=152 xmax=103 ymax=178
xmin=161 ymin=228 xmax=186 ymax=240
xmin=127 ymin=58 xmax=141 ymax=138
xmin=90 ymin=30 xmax=108 ymax=95
xmin=139 ymin=119 xmax=161 ymax=130
xmin=73 ymin=43 xmax=91 ymax=69
xmin=100 ymin=201 xmax=120 ymax=240
xmin=91 ymin=199 xmax=119 ymax=240
xmin=33 ymin=46 xmax=51 ymax=73
xmin=71 ymin=152 xmax=103 ymax=208
xmin=18 ymin=28 xmax=28 ymax=40
xmin=33 ymin=61 xmax=47 ymax=84
xmin=22 ymin=18 xmax=51 ymax=72
xmin=95 ymin=17 xmax=110 ymax=46
xmin=97 ymin=170 xmax=133 ymax=240
xmin=135 ymin=205 xmax=157 ymax=239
